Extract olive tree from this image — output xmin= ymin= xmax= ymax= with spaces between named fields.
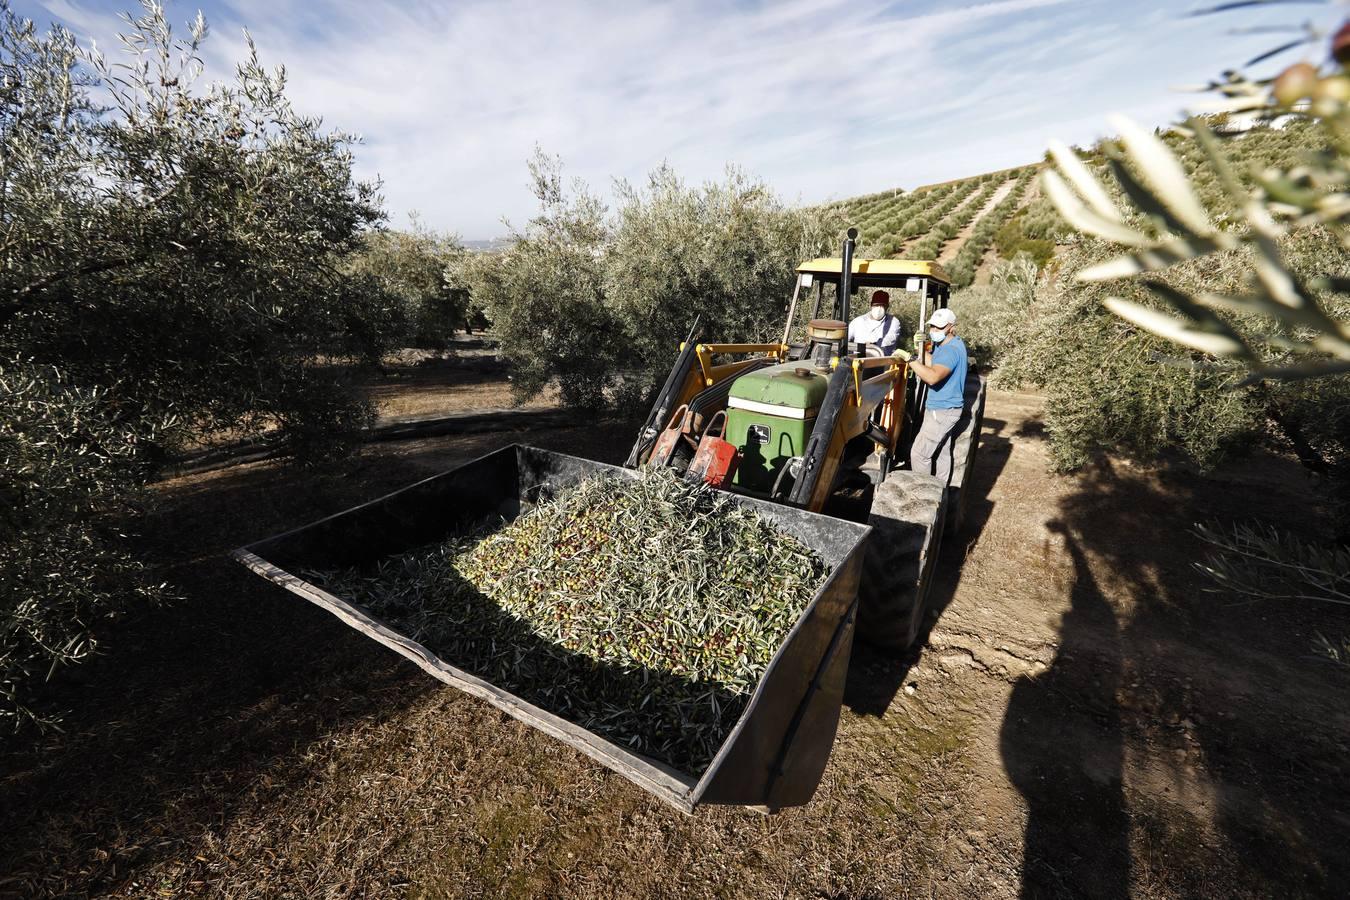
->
xmin=467 ymin=152 xmax=843 ymax=411
xmin=0 ymin=358 xmax=166 ymax=728
xmin=605 ymin=163 xmax=843 ymax=398
xmin=346 ymin=220 xmax=471 ymax=349
xmin=2 ymin=4 xmax=398 ymax=456
xmin=464 ymin=151 xmax=618 ymax=409
xmin=1038 ymin=7 xmax=1350 ymax=654
xmin=1 ymin=3 xmax=399 ymax=726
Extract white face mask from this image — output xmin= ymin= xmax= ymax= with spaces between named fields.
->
xmin=929 ymin=328 xmax=947 ymax=344
xmin=869 ymin=306 xmax=886 ymax=321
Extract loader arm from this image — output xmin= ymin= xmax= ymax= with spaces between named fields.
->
xmin=627 ymin=343 xmax=787 ymax=468
xmin=785 ymin=358 xmax=906 ymax=512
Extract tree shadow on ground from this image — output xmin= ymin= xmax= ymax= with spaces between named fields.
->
xmin=364 ymin=357 xmax=512 ymax=398
xmin=844 ymin=415 xmax=1014 ymax=716
xmin=0 ymin=453 xmax=447 ymax=896
xmin=1004 ymin=455 xmax=1350 ymax=897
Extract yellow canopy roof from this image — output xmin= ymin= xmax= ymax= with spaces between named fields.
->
xmin=796 ymin=257 xmax=951 ymax=286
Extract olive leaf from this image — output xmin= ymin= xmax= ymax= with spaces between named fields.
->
xmin=1076 ymin=235 xmax=1233 ymax=282
xmin=1048 ymin=140 xmax=1122 ymax=221
xmin=1040 ymin=169 xmax=1153 ymax=246
xmin=1109 ymin=115 xmax=1217 ymax=238
xmin=310 ymin=471 xmax=829 ymax=774
xmin=1102 ymin=296 xmax=1252 ymax=359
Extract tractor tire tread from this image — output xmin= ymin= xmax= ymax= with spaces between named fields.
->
xmin=857 ymin=469 xmax=946 ymax=652
xmin=946 ymin=372 xmax=987 ymax=536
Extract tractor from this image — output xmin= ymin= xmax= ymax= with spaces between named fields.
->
xmin=626 ymin=227 xmax=986 ymax=650
xmin=234 ymin=227 xmax=987 ymax=812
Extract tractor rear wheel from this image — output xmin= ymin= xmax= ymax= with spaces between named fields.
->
xmin=945 ymin=371 xmax=987 ymax=537
xmin=856 ymin=469 xmax=946 ymax=652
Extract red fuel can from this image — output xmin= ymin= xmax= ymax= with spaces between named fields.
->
xmin=687 ymin=411 xmax=740 ymax=488
xmin=688 ymin=436 xmax=739 ymax=487
xmin=649 ymin=404 xmax=693 ymax=469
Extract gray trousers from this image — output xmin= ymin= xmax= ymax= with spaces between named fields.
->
xmin=909 ymin=407 xmax=964 ymax=484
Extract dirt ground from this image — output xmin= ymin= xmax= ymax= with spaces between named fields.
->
xmin=367 ymin=353 xmax=558 ymax=421
xmin=2 ymin=383 xmax=1348 ymax=898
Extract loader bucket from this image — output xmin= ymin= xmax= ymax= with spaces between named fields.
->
xmin=233 ymin=445 xmax=869 ymax=813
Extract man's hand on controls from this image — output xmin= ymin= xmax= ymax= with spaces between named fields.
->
xmin=891 ymin=348 xmax=914 ymax=363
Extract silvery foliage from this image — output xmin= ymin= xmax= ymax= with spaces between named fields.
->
xmin=2 ymin=2 xmax=396 ymax=454
xmin=1 ymin=358 xmax=167 ymax=731
xmin=346 ymin=220 xmax=471 ymax=349
xmin=1 ymin=1 xmax=396 ymax=727
xmin=1043 ymin=10 xmax=1350 ymax=384
xmin=467 ymin=150 xmax=843 ymax=410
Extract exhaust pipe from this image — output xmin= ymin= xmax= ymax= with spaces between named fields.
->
xmin=836 ymin=227 xmax=858 ymax=322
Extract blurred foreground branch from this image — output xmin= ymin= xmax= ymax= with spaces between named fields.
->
xmin=1044 ymin=12 xmax=1350 ymax=382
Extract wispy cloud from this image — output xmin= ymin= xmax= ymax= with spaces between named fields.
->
xmin=24 ymin=0 xmax=1318 ymax=237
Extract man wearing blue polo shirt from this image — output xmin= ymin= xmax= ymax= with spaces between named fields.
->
xmin=893 ymin=307 xmax=967 ymax=483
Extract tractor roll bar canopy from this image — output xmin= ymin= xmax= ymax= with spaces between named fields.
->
xmin=795 ymin=258 xmax=951 ymax=328
xmin=795 ymin=257 xmax=951 ymax=289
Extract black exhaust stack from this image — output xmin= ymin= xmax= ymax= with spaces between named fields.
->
xmin=837 ymin=227 xmax=858 ymax=322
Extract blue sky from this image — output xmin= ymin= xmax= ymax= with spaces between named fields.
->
xmin=18 ymin=0 xmax=1332 ymax=239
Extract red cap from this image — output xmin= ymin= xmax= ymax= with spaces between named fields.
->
xmin=871 ymin=290 xmax=890 ymax=306
xmin=1333 ymin=20 xmax=1350 ymax=65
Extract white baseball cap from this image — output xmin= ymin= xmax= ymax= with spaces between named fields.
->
xmin=927 ymin=307 xmax=956 ymax=328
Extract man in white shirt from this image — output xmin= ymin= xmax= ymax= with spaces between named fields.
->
xmin=847 ymin=290 xmax=903 ymax=356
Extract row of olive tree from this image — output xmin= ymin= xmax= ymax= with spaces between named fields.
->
xmin=1 ymin=3 xmax=405 ymax=727
xmin=345 ymin=220 xmax=482 ymax=349
xmin=465 ymin=152 xmax=844 ymax=411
